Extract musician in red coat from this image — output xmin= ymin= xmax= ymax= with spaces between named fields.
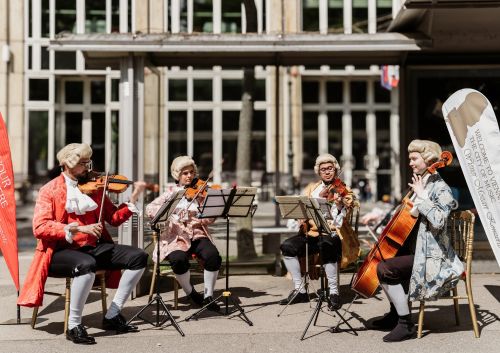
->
xmin=18 ymin=143 xmax=148 ymax=344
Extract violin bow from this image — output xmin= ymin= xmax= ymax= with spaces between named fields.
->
xmin=98 ymin=171 xmax=110 ymax=224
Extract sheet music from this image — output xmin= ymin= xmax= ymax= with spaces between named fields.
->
xmin=198 ymin=187 xmax=257 ymax=218
xmin=228 ymin=187 xmax=257 ymax=217
xmin=151 ymin=189 xmax=186 ymax=224
xmin=310 ymin=197 xmax=333 ymax=220
xmin=275 ymin=195 xmax=311 ymax=219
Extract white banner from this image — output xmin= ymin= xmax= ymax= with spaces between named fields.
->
xmin=442 ymin=89 xmax=500 ymax=267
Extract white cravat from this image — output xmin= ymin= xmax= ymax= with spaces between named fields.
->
xmin=63 ymin=173 xmax=98 ymax=215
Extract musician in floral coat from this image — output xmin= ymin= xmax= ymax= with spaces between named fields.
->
xmin=374 ymin=139 xmax=464 ymax=342
xmin=146 ymin=156 xmax=222 ymax=312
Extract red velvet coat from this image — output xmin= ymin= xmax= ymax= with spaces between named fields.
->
xmin=17 ymin=174 xmax=133 ymax=307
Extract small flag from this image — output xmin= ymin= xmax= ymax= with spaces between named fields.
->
xmin=380 ymin=65 xmax=400 ymax=91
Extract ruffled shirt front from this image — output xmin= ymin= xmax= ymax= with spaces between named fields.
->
xmin=62 ymin=173 xmax=98 ymax=215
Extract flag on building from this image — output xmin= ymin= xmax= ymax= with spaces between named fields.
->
xmin=0 ymin=112 xmax=20 ymax=290
xmin=380 ymin=65 xmax=400 ymax=91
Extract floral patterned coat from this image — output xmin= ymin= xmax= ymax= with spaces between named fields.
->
xmin=145 ymin=186 xmax=216 ymax=263
xmin=408 ymin=173 xmax=464 ymax=301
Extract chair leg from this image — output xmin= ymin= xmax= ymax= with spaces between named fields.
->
xmin=149 ymin=262 xmax=158 ymax=301
xmin=452 ymin=286 xmax=460 ymax=326
xmin=465 ymin=276 xmax=480 ymax=338
xmin=99 ymin=273 xmax=107 ymax=318
xmin=64 ymin=278 xmax=71 ymax=333
xmin=31 ymin=307 xmax=39 ymax=329
xmin=417 ymin=301 xmax=425 ymax=338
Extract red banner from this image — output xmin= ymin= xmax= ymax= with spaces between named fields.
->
xmin=0 ymin=112 xmax=19 ymax=290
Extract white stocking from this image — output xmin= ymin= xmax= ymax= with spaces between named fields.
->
xmin=175 ymin=271 xmax=193 ymax=295
xmin=105 ymin=268 xmax=145 ymax=319
xmin=203 ymin=269 xmax=218 ymax=298
xmin=283 ymin=256 xmax=305 ymax=293
xmin=68 ymin=272 xmax=95 ymax=330
xmin=324 ymin=262 xmax=339 ymax=295
xmin=381 ymin=283 xmax=409 ymax=316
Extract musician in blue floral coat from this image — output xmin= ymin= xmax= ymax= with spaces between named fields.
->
xmin=373 ymin=139 xmax=464 ymax=342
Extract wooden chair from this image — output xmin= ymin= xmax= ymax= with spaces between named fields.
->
xmin=148 ymin=233 xmax=204 ymax=309
xmin=417 ymin=210 xmax=479 ymax=338
xmin=31 ymin=270 xmax=107 ymax=333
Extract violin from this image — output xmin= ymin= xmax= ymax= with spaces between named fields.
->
xmin=351 ymin=151 xmax=453 ymax=298
xmin=319 ymin=177 xmax=349 ymax=202
xmin=78 ymin=171 xmax=159 ymax=195
xmin=184 ymin=177 xmax=222 ymax=202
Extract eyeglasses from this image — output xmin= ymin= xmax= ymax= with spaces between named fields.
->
xmin=319 ymin=166 xmax=335 ymax=174
xmin=78 ymin=160 xmax=93 ymax=170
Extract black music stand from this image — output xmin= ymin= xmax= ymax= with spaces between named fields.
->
xmin=300 ymin=198 xmax=356 ymax=340
xmin=274 ymin=195 xmax=317 ymax=317
xmin=126 ymin=189 xmax=185 ymax=336
xmin=185 ymin=186 xmax=257 ymax=326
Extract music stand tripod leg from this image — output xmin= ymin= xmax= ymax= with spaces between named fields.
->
xmin=127 ymin=230 xmax=185 ymax=336
xmin=185 ymin=216 xmax=253 ymax=326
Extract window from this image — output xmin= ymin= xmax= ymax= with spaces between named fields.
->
xmin=91 ymin=81 xmax=106 ymax=104
xmin=222 ymin=80 xmax=242 ymax=101
xmin=169 ymin=80 xmax=188 ymax=101
xmin=28 ymin=111 xmax=49 ymax=179
xmin=302 ymin=111 xmax=319 ymax=169
xmin=352 ymin=0 xmax=368 ymax=33
xmin=55 ymin=51 xmax=76 ymax=70
xmin=41 ymin=47 xmax=50 ymax=70
xmin=350 ymin=81 xmax=367 ymax=103
xmin=65 ymin=112 xmax=83 ymax=143
xmin=193 ymin=110 xmax=213 ymax=178
xmin=55 ymin=0 xmax=77 ymax=35
xmin=302 ymin=81 xmax=319 ymax=103
xmin=29 ymin=79 xmax=49 ymax=101
xmin=86 ymin=0 xmax=107 ymax=33
xmin=41 ymin=0 xmax=50 ymax=37
xmin=327 ymin=81 xmax=343 ymax=103
xmin=168 ymin=111 xmax=188 ymax=180
xmin=193 ymin=79 xmax=212 ymax=101
xmin=222 ymin=1 xmax=241 ymax=33
xmin=302 ymin=0 xmax=319 ymax=32
xmin=328 ymin=0 xmax=343 ymax=33
xmin=65 ymin=81 xmax=83 ymax=104
xmin=194 ymin=0 xmax=213 ymax=32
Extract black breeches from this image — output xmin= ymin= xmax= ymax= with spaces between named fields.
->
xmin=167 ymin=238 xmax=222 ymax=275
xmin=49 ymin=243 xmax=148 ymax=278
xmin=376 ymin=254 xmax=414 ymax=292
xmin=280 ymin=234 xmax=342 ymax=264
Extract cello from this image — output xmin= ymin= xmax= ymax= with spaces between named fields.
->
xmin=351 ymin=151 xmax=453 ymax=298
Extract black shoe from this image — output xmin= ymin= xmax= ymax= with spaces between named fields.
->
xmin=66 ymin=324 xmax=96 ymax=344
xmin=372 ymin=304 xmax=399 ymax=330
xmin=382 ymin=315 xmax=416 ymax=342
xmin=188 ymin=289 xmax=204 ymax=306
xmin=328 ymin=294 xmax=341 ymax=311
xmin=279 ymin=290 xmax=309 ymax=305
xmin=102 ymin=313 xmax=139 ymax=333
xmin=203 ymin=296 xmax=220 ymax=312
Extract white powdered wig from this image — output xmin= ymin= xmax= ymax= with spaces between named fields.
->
xmin=170 ymin=155 xmax=198 ymax=181
xmin=56 ymin=143 xmax=92 ymax=169
xmin=313 ymin=153 xmax=340 ymax=176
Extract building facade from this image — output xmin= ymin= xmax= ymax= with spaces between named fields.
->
xmin=1 ymin=0 xmax=406 ymax=203
xmin=5 ymin=0 xmax=499 ymax=209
